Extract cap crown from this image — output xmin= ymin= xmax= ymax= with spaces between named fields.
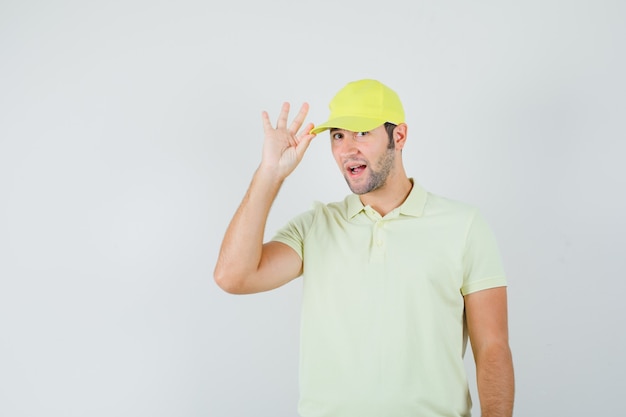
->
xmin=330 ymin=79 xmax=405 ymax=124
xmin=310 ymin=79 xmax=405 ymax=135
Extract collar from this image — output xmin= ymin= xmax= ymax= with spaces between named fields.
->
xmin=346 ymin=178 xmax=428 ymax=219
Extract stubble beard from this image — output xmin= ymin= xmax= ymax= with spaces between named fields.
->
xmin=345 ymin=148 xmax=395 ymax=195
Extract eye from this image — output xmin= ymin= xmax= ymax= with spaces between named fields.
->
xmin=355 ymin=131 xmax=369 ymax=137
xmin=331 ymin=132 xmax=344 ymax=140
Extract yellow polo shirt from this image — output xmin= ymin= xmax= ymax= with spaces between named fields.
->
xmin=272 ymin=180 xmax=507 ymax=417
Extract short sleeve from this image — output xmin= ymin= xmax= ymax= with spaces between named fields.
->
xmin=271 ymin=208 xmax=317 ymax=260
xmin=461 ymin=209 xmax=507 ymax=295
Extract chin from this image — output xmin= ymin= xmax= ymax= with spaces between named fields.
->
xmin=345 ymin=179 xmax=374 ymax=195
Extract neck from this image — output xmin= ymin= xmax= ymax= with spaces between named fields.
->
xmin=359 ymin=170 xmax=413 ymax=217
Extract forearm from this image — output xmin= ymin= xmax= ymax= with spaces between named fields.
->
xmin=214 ymin=165 xmax=283 ymax=290
xmin=475 ymin=343 xmax=515 ymax=417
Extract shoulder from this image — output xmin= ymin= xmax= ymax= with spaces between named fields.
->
xmin=311 ymin=194 xmax=354 ymax=218
xmin=420 ymin=192 xmax=499 ymax=243
xmin=424 ymin=192 xmax=479 ymax=220
xmin=424 ymin=193 xmax=502 ymax=254
xmin=279 ymin=196 xmax=350 ymax=230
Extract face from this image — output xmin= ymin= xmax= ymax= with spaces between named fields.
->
xmin=330 ymin=125 xmax=396 ymax=195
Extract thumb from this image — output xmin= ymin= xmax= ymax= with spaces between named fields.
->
xmin=295 ymin=123 xmax=317 ymax=159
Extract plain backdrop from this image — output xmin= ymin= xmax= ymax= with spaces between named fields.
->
xmin=1 ymin=0 xmax=625 ymax=416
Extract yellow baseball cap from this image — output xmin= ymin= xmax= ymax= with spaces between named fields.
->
xmin=310 ymin=79 xmax=405 ymax=135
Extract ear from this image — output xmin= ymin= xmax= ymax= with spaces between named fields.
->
xmin=394 ymin=123 xmax=408 ymax=150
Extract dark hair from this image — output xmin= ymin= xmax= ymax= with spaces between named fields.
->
xmin=384 ymin=122 xmax=397 ymax=149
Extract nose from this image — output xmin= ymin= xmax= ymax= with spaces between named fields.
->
xmin=338 ymin=135 xmax=359 ymax=158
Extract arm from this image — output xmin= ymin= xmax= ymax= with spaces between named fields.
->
xmin=465 ymin=287 xmax=515 ymax=417
xmin=213 ymin=102 xmax=316 ymax=294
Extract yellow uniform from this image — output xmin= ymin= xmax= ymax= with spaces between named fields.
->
xmin=272 ymin=180 xmax=507 ymax=417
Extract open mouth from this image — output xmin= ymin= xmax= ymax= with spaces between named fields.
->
xmin=348 ymin=164 xmax=367 ymax=176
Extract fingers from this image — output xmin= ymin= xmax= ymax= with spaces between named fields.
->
xmin=294 ymin=122 xmax=316 ymax=142
xmin=288 ymin=102 xmax=309 ymax=135
xmin=261 ymin=110 xmax=272 ymax=134
xmin=276 ymin=102 xmax=290 ymax=129
xmin=261 ymin=102 xmax=291 ymax=132
xmin=262 ymin=102 xmax=312 ymax=135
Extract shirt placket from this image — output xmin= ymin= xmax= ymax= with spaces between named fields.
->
xmin=364 ymin=208 xmax=386 ymax=263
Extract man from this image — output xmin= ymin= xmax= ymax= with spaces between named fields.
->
xmin=214 ymin=79 xmax=514 ymax=417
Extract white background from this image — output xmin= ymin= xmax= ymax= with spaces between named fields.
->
xmin=1 ymin=0 xmax=625 ymax=416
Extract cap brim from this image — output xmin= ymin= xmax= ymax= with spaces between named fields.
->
xmin=310 ymin=116 xmax=387 ymax=135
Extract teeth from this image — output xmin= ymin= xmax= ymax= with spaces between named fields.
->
xmin=347 ymin=164 xmax=365 ymax=173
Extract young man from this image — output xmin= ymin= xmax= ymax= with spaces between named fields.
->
xmin=214 ymin=79 xmax=514 ymax=417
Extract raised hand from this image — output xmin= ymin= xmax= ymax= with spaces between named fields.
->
xmin=260 ymin=102 xmax=316 ymax=180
